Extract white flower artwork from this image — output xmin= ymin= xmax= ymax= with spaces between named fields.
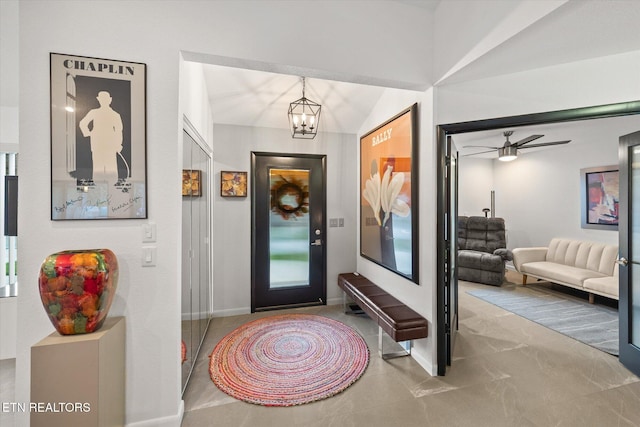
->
xmin=359 ymin=104 xmax=417 ymax=282
xmin=363 ymin=160 xmax=410 ymax=227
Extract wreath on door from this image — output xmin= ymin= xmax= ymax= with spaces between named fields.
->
xmin=271 ymin=176 xmax=309 ymax=220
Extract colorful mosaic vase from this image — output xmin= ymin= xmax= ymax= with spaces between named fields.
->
xmin=38 ymin=249 xmax=118 ymax=335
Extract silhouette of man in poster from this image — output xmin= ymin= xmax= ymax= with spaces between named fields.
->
xmin=79 ymin=91 xmax=123 ymax=184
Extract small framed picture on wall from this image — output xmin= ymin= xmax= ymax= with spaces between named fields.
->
xmin=580 ymin=165 xmax=619 ymax=230
xmin=221 ymin=171 xmax=248 ymax=197
xmin=182 ymin=170 xmax=202 ymax=197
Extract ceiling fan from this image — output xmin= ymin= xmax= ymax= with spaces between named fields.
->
xmin=463 ymin=131 xmax=571 ymax=161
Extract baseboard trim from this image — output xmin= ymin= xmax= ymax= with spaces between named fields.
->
xmin=181 ymin=311 xmax=210 ymax=321
xmin=212 ymin=301 xmax=343 ymax=317
xmin=126 ymin=400 xmax=184 ymax=427
xmin=326 ymin=297 xmax=342 ymax=306
xmin=212 ymin=307 xmax=251 ymax=317
xmin=410 ymin=347 xmax=435 ymax=377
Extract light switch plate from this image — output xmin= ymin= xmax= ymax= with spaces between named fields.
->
xmin=142 ymin=246 xmax=157 ymax=267
xmin=142 ymin=222 xmax=157 ymax=243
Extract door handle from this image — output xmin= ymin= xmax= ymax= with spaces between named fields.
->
xmin=616 ymin=257 xmax=629 ymax=267
xmin=311 ymin=239 xmax=322 ymax=246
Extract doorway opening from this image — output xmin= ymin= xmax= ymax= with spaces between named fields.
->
xmin=436 ymin=100 xmax=640 ymax=375
xmin=251 ymin=152 xmax=327 ymax=312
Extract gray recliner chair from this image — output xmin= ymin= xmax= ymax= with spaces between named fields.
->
xmin=457 ymin=216 xmax=512 ymax=286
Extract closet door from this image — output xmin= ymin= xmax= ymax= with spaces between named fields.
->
xmin=181 ymin=129 xmax=212 ymax=394
xmin=193 ymin=138 xmax=211 ymax=353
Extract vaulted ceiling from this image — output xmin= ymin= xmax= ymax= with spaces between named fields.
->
xmin=455 ymin=114 xmax=640 ymax=160
xmin=196 ymin=0 xmax=640 ymax=135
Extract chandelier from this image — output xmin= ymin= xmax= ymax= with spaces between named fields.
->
xmin=288 ymin=77 xmax=321 ymax=139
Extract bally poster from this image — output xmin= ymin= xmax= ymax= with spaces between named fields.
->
xmin=360 ymin=104 xmax=419 ymax=283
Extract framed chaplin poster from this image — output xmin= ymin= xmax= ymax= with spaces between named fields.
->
xmin=360 ymin=104 xmax=419 ymax=283
xmin=50 ymin=53 xmax=147 ymax=220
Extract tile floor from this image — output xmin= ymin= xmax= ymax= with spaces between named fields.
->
xmin=181 ymin=274 xmax=640 ymax=427
xmin=2 ymin=272 xmax=638 ymax=427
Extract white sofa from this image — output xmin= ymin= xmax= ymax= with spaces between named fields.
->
xmin=512 ymin=238 xmax=619 ymax=302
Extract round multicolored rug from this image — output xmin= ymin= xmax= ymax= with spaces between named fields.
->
xmin=209 ymin=313 xmax=369 ymax=406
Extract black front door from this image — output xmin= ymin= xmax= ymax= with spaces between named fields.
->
xmin=251 ymin=152 xmax=326 ymax=311
xmin=618 ymin=130 xmax=640 ymax=377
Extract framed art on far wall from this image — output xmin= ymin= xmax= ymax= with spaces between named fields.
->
xmin=50 ymin=53 xmax=147 ymax=220
xmin=581 ymin=165 xmax=619 ymax=230
xmin=221 ymin=171 xmax=248 ymax=197
xmin=182 ymin=170 xmax=202 ymax=197
xmin=360 ymin=103 xmax=419 ymax=284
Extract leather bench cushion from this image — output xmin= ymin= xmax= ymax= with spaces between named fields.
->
xmin=368 ymin=294 xmax=405 ymax=309
xmin=338 ymin=273 xmax=428 ymax=342
xmin=349 ymin=293 xmax=382 ymax=321
xmin=383 ymin=325 xmax=429 ymax=342
xmin=347 ymin=286 xmax=403 ymax=322
xmin=338 ymin=274 xmax=375 ymax=289
xmin=368 ymin=294 xmax=428 ymax=340
xmin=338 ymin=274 xmax=386 ymax=320
xmin=378 ymin=306 xmax=428 ymax=341
xmin=521 ymin=261 xmax=605 ymax=287
xmin=339 ymin=285 xmax=380 ymax=320
xmin=351 ymin=284 xmax=388 ymax=299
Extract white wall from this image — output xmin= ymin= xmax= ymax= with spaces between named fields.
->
xmin=181 ymin=61 xmax=214 ymax=145
xmin=18 ymin=5 xmax=184 ymax=426
xmin=438 ymin=52 xmax=640 ymax=253
xmin=433 ymin=0 xmax=535 ymax=82
xmin=458 ymin=157 xmax=493 ymax=217
xmin=0 ymin=0 xmax=19 ymax=109
xmin=180 ymin=61 xmax=215 ymax=321
xmin=436 ymin=50 xmax=640 ymax=124
xmin=17 ymin=3 xmax=225 ymax=426
xmin=15 ymin=2 xmax=435 ymax=425
xmin=0 ymin=297 xmax=17 ymax=360
xmin=356 ymin=88 xmax=437 ymax=374
xmin=211 ymin=124 xmax=357 ymax=315
xmin=493 ymin=119 xmax=633 ymax=249
xmin=12 ymin=1 xmax=640 ymax=424
xmin=457 ymin=125 xmax=623 ymax=251
xmin=0 ymin=1 xmax=19 ymax=361
xmin=0 ymin=106 xmax=19 ymax=150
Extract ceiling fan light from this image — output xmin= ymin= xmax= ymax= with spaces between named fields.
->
xmin=498 ymin=146 xmax=518 ymax=161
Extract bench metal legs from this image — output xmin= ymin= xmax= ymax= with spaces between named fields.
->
xmin=343 ymin=292 xmax=347 ymax=313
xmin=378 ymin=326 xmax=411 ymax=359
xmin=342 ymin=291 xmax=413 ymax=360
xmin=343 ymin=293 xmax=364 ymax=316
